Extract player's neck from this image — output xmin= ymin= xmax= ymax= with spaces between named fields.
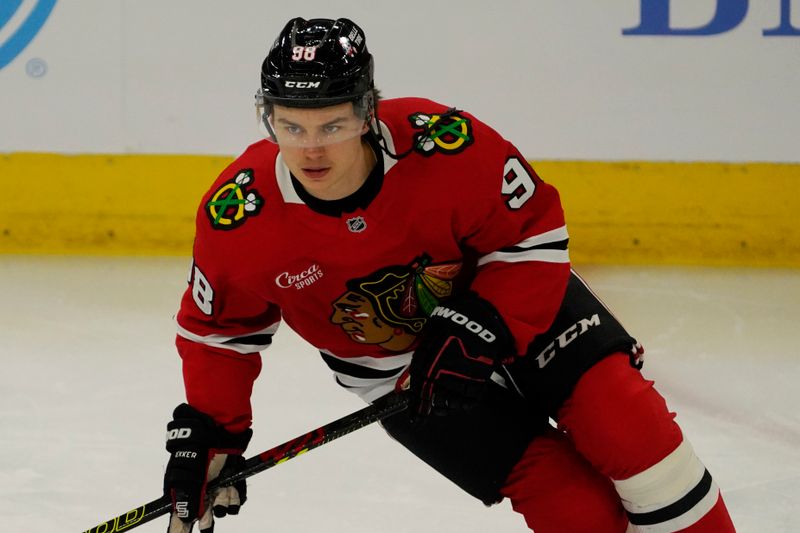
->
xmin=355 ymin=139 xmax=378 ymax=191
xmin=334 ymin=139 xmax=377 ymax=200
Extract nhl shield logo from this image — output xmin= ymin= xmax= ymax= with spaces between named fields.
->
xmin=346 ymin=216 xmax=367 ymax=233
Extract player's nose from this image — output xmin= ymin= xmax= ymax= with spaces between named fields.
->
xmin=302 ymin=145 xmax=326 ymax=159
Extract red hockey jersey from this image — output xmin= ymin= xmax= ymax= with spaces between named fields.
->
xmin=176 ymin=97 xmax=571 ymax=432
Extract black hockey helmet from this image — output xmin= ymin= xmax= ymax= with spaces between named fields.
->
xmin=259 ymin=17 xmax=374 ymax=108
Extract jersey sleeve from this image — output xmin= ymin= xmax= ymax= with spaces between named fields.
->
xmin=458 ymin=139 xmax=570 ymax=356
xmin=176 ymin=206 xmax=281 ymax=433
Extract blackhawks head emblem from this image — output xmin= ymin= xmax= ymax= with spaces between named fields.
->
xmin=408 ymin=108 xmax=473 ymax=156
xmin=330 ymin=254 xmax=462 ymax=352
xmin=205 ymin=169 xmax=263 ymax=230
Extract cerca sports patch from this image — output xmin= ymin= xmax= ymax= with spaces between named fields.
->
xmin=205 ymin=169 xmax=263 ymax=230
xmin=408 ymin=108 xmax=474 ymax=156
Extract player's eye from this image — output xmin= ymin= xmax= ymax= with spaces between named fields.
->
xmin=323 ymin=125 xmax=341 ymax=135
xmin=284 ymin=125 xmax=303 ymax=135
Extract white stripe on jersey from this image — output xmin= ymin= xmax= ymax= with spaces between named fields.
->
xmin=323 ymin=350 xmax=510 ymax=403
xmin=376 ymin=120 xmax=400 ymax=175
xmin=321 ymin=349 xmax=412 ymax=402
xmin=477 ymin=226 xmax=570 ymax=267
xmin=320 ymin=349 xmax=413 ymax=370
xmin=275 ymin=153 xmax=304 ymax=205
xmin=509 ymin=226 xmax=569 ymax=250
xmin=479 ymin=248 xmax=570 ymax=265
xmin=176 ymin=322 xmax=279 ymax=354
xmin=335 ymin=369 xmax=407 ymax=402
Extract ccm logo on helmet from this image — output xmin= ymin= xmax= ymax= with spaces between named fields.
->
xmin=166 ymin=428 xmax=192 ymax=441
xmin=430 ymin=306 xmax=497 ymax=343
xmin=284 ymin=80 xmax=321 ymax=88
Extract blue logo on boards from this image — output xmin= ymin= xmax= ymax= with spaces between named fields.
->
xmin=0 ymin=0 xmax=57 ymax=70
xmin=624 ymin=0 xmax=800 ymax=36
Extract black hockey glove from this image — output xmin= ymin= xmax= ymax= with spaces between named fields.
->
xmin=164 ymin=404 xmax=252 ymax=533
xmin=409 ymin=292 xmax=516 ymax=418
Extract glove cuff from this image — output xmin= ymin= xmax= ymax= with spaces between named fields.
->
xmin=167 ymin=403 xmax=252 ymax=453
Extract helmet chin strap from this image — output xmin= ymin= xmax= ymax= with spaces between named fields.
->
xmin=262 ymin=113 xmax=279 ymax=143
xmin=368 ymin=111 xmax=414 ymax=161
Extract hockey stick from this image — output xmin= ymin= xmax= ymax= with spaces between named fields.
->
xmin=83 ymin=391 xmax=410 ymax=533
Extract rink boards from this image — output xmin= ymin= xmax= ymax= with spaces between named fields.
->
xmin=1 ymin=153 xmax=798 ymax=267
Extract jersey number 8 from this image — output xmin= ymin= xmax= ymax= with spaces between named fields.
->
xmin=190 ymin=264 xmax=214 ymax=316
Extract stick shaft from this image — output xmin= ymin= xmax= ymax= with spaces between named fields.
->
xmin=82 ymin=392 xmax=409 ymax=533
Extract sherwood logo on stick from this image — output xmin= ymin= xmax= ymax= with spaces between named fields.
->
xmin=0 ymin=0 xmax=57 ymax=70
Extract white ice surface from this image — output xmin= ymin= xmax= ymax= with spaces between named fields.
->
xmin=1 ymin=257 xmax=798 ymax=532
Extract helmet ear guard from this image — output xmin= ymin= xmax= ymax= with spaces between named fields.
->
xmin=254 ymin=89 xmax=276 ymax=142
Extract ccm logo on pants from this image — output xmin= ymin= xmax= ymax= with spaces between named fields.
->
xmin=536 ymin=314 xmax=601 ymax=368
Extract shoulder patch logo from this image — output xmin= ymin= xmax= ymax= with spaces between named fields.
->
xmin=205 ymin=169 xmax=263 ymax=230
xmin=408 ymin=108 xmax=474 ymax=156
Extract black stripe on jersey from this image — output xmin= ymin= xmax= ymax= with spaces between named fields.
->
xmin=335 ymin=377 xmax=356 ymax=389
xmin=499 ymin=238 xmax=569 ymax=253
xmin=627 ymin=469 xmax=713 ymax=526
xmin=223 ymin=333 xmax=274 ymax=347
xmin=320 ymin=352 xmax=406 ymax=380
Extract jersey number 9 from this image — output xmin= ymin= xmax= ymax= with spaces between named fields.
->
xmin=502 ymin=156 xmax=536 ymax=210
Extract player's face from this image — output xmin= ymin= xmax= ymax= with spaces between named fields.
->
xmin=272 ymin=103 xmax=373 ymax=201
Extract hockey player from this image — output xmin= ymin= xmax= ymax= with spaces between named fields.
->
xmin=162 ymin=17 xmax=736 ymax=533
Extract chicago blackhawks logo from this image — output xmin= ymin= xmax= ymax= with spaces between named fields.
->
xmin=330 ymin=254 xmax=462 ymax=352
xmin=408 ymin=108 xmax=473 ymax=156
xmin=205 ymin=169 xmax=263 ymax=230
